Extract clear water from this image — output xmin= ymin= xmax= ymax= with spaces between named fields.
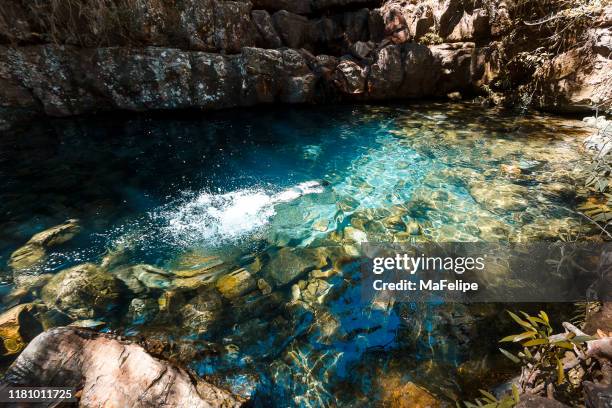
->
xmin=0 ymin=103 xmax=590 ymax=405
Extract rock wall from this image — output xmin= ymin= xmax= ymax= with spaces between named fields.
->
xmin=0 ymin=0 xmax=611 ymax=126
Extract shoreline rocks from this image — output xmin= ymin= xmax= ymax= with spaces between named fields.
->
xmin=1 ymin=327 xmax=244 ymax=407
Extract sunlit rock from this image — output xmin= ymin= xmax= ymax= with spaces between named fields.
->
xmin=3 ymin=327 xmax=243 ymax=407
xmin=379 ymin=376 xmax=440 ymax=408
xmin=41 ymin=263 xmax=120 ymax=319
xmin=262 ymin=247 xmax=329 ymax=286
xmin=180 ymin=291 xmax=223 ymax=333
xmin=0 ymin=303 xmax=45 ymax=356
xmin=8 ymin=244 xmax=47 ymax=273
xmin=9 ymin=219 xmax=80 ymax=273
xmin=128 ymin=298 xmax=158 ymax=324
xmin=468 ymin=180 xmax=528 ymax=212
xmin=216 ymin=268 xmax=256 ymax=299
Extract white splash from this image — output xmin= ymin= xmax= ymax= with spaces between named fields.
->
xmin=154 ymin=181 xmax=325 ymax=246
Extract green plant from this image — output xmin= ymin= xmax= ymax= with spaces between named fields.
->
xmin=498 ymin=311 xmax=597 ymax=404
xmin=459 ymin=386 xmax=520 ymax=408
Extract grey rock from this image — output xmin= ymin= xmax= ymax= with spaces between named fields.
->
xmin=40 ymin=263 xmax=121 ymax=319
xmin=252 ymin=10 xmax=283 ymax=48
xmin=2 ymin=327 xmax=243 ymax=407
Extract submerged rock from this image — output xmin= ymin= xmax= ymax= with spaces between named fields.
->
xmin=9 ymin=219 xmax=80 ymax=274
xmin=216 ymin=268 xmax=256 ymax=299
xmin=2 ymin=327 xmax=243 ymax=407
xmin=379 ymin=377 xmax=440 ymax=408
xmin=180 ymin=291 xmax=223 ymax=333
xmin=468 ymin=180 xmax=528 ymax=213
xmin=262 ymin=247 xmax=329 ymax=286
xmin=0 ymin=303 xmax=45 ymax=356
xmin=40 ymin=263 xmax=121 ymax=319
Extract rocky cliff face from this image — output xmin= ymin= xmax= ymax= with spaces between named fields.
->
xmin=0 ymin=0 xmax=610 ymax=127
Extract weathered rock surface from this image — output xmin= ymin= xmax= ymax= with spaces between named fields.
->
xmin=40 ymin=263 xmax=121 ymax=319
xmin=262 ymin=247 xmax=329 ymax=285
xmin=0 ymin=0 xmax=610 ymax=124
xmin=1 ymin=327 xmax=243 ymax=407
xmin=8 ymin=219 xmax=80 ymax=274
xmin=1 ymin=45 xmax=317 ymax=117
xmin=0 ymin=303 xmax=45 ymax=356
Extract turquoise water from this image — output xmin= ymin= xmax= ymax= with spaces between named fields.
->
xmin=0 ymin=103 xmax=590 ymax=405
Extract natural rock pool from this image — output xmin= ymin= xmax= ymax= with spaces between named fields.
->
xmin=0 ymin=103 xmax=592 ymax=405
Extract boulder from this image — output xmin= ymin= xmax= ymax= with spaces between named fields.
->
xmin=379 ymin=379 xmax=440 ymax=408
xmin=213 ymin=1 xmax=257 ymax=53
xmin=272 ymin=10 xmax=309 ymax=48
xmin=533 ymin=44 xmax=612 ymax=113
xmin=180 ymin=291 xmax=223 ymax=332
xmin=312 ymin=0 xmax=379 ymax=12
xmin=349 ymin=41 xmax=375 ymax=59
xmin=40 ymin=264 xmax=121 ymax=319
xmin=0 ymin=303 xmax=45 ymax=356
xmin=333 ymin=59 xmax=367 ymax=94
xmin=216 ymin=268 xmax=256 ymax=299
xmin=9 ymin=219 xmax=80 ymax=273
xmin=2 ymin=327 xmax=243 ymax=407
xmin=262 ymin=247 xmax=329 ymax=285
xmin=252 ymin=10 xmax=282 ymax=48
xmin=27 ymin=219 xmax=80 ymax=247
xmin=367 ymin=44 xmax=404 ymax=98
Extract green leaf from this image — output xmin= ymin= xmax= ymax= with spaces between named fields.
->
xmin=539 ymin=311 xmax=550 ymax=325
xmin=479 ymin=389 xmax=497 ymax=403
xmin=513 ymin=331 xmax=537 ymax=342
xmin=512 ymin=384 xmax=520 ymax=403
xmin=557 ymin=358 xmax=565 ymax=385
xmin=499 ymin=348 xmax=521 ymax=364
xmin=522 ymin=338 xmax=548 ymax=347
xmin=507 ymin=311 xmax=534 ymax=330
xmin=499 ymin=334 xmax=520 ymax=342
xmin=553 ymin=340 xmax=574 ymax=350
xmin=526 ymin=316 xmax=547 ymax=326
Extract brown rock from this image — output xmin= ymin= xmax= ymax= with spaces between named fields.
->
xmin=380 ymin=379 xmax=440 ymax=408
xmin=272 ymin=10 xmax=309 ymax=48
xmin=0 ymin=303 xmax=44 ymax=356
xmin=252 ymin=10 xmax=282 ymax=49
xmin=333 ymin=59 xmax=367 ymax=94
xmin=252 ymin=0 xmax=312 ymax=15
xmin=216 ymin=268 xmax=256 ymax=299
xmin=2 ymin=327 xmax=243 ymax=407
xmin=41 ymin=263 xmax=121 ymax=319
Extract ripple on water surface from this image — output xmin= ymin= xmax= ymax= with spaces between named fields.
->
xmin=0 ymin=103 xmax=592 ymax=405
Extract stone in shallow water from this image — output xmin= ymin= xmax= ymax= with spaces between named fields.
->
xmin=41 ymin=263 xmax=120 ymax=319
xmin=378 ymin=375 xmax=440 ymax=408
xmin=128 ymin=298 xmax=158 ymax=324
xmin=180 ymin=291 xmax=223 ymax=333
xmin=300 ymin=278 xmax=331 ymax=304
xmin=27 ymin=219 xmax=80 ymax=247
xmin=468 ymin=180 xmax=529 ymax=212
xmin=216 ymin=268 xmax=256 ymax=299
xmin=8 ymin=244 xmax=46 ymax=272
xmin=0 ymin=303 xmax=45 ymax=356
xmin=9 ymin=219 xmax=81 ymax=275
xmin=131 ymin=264 xmax=173 ymax=290
xmin=262 ymin=247 xmax=329 ymax=286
